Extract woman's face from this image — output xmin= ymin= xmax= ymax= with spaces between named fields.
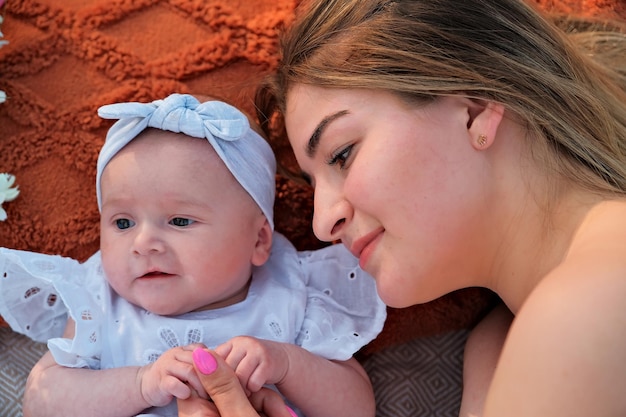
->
xmin=285 ymin=85 xmax=491 ymax=307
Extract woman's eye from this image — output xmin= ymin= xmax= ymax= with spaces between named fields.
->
xmin=115 ymin=218 xmax=134 ymax=230
xmin=328 ymin=144 xmax=353 ymax=169
xmin=170 ymin=217 xmax=194 ymax=227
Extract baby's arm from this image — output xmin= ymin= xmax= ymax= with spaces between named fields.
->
xmin=216 ymin=336 xmax=375 ymax=417
xmin=23 ymin=349 xmax=150 ymax=417
xmin=22 ymin=318 xmax=205 ymax=417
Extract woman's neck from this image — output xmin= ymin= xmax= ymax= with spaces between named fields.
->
xmin=490 ymin=182 xmax=605 ymax=313
xmin=478 ymin=118 xmax=605 ymax=312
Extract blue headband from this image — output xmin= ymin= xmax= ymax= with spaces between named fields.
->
xmin=96 ymin=93 xmax=276 ymax=229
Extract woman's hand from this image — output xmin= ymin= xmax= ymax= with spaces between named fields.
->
xmin=177 ymin=348 xmax=296 ymax=417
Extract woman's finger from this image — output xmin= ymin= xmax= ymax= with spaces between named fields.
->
xmin=249 ymin=388 xmax=297 ymax=417
xmin=177 ymin=389 xmax=220 ymax=417
xmin=191 ymin=348 xmax=296 ymax=417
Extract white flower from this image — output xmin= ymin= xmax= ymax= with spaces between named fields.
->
xmin=0 ymin=90 xmax=5 ymax=104
xmin=0 ymin=11 xmax=7 ymax=49
xmin=0 ymin=173 xmax=20 ymax=221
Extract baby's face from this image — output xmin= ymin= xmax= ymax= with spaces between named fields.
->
xmin=99 ymin=129 xmax=271 ymax=315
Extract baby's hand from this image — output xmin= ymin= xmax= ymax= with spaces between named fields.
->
xmin=139 ymin=344 xmax=208 ymax=407
xmin=215 ymin=336 xmax=289 ymax=394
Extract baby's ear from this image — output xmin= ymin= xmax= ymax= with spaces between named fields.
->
xmin=251 ymin=218 xmax=273 ymax=266
xmin=467 ymin=100 xmax=505 ymax=150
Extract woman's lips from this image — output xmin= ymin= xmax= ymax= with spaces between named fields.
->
xmin=358 ymin=232 xmax=382 ymax=270
xmin=350 ymin=228 xmax=384 ymax=269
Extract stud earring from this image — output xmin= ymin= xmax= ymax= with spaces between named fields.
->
xmin=477 ymin=134 xmax=487 ymax=147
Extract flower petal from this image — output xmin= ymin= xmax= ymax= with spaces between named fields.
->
xmin=4 ymin=187 xmax=19 ymax=201
xmin=0 ymin=174 xmax=20 ymax=203
xmin=0 ymin=173 xmax=16 ymax=188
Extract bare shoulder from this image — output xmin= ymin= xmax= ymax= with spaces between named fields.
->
xmin=485 ymin=210 xmax=626 ymax=416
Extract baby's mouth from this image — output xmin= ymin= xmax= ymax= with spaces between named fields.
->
xmin=140 ymin=271 xmax=173 ymax=278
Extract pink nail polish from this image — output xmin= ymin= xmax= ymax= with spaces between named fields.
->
xmin=286 ymin=405 xmax=298 ymax=417
xmin=193 ymin=348 xmax=218 ymax=375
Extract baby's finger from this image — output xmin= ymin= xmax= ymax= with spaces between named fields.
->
xmin=182 ymin=343 xmax=207 ymax=352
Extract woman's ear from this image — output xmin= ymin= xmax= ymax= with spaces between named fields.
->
xmin=467 ymin=100 xmax=505 ymax=150
xmin=251 ymin=218 xmax=273 ymax=266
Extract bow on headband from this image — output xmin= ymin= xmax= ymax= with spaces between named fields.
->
xmin=96 ymin=93 xmax=276 ymax=229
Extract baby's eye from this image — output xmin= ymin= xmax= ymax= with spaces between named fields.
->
xmin=115 ymin=218 xmax=135 ymax=230
xmin=328 ymin=144 xmax=354 ymax=169
xmin=170 ymin=217 xmax=194 ymax=227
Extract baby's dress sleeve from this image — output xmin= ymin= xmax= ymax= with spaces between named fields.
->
xmin=0 ymin=248 xmax=106 ymax=369
xmin=295 ymin=241 xmax=387 ymax=361
xmin=0 ymin=248 xmax=72 ymax=342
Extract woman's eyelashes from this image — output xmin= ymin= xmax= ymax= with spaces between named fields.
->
xmin=327 ymin=144 xmax=354 ymax=170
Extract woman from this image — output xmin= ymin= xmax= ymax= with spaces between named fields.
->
xmin=188 ymin=0 xmax=626 ymax=415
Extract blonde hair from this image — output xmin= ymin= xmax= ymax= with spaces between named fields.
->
xmin=256 ymin=0 xmax=626 ymax=195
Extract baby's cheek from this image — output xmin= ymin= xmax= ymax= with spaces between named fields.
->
xmin=100 ymin=251 xmax=127 ymax=289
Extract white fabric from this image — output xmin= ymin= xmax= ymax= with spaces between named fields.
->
xmin=0 ymin=233 xmax=386 ymax=417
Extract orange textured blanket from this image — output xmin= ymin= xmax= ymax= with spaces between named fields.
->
xmin=0 ymin=0 xmax=624 ymax=352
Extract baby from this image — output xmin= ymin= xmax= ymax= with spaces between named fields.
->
xmin=0 ymin=94 xmax=385 ymax=417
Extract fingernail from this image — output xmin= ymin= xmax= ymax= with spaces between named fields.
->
xmin=286 ymin=405 xmax=298 ymax=417
xmin=193 ymin=348 xmax=218 ymax=375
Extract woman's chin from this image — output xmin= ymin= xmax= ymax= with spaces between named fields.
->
xmin=375 ymin=278 xmax=442 ymax=308
xmin=375 ymin=284 xmax=414 ymax=308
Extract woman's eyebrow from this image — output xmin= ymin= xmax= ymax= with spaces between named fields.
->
xmin=306 ymin=110 xmax=349 ymax=158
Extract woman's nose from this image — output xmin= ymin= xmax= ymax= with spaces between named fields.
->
xmin=132 ymin=224 xmax=165 ymax=255
xmin=312 ymin=184 xmax=351 ymax=242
